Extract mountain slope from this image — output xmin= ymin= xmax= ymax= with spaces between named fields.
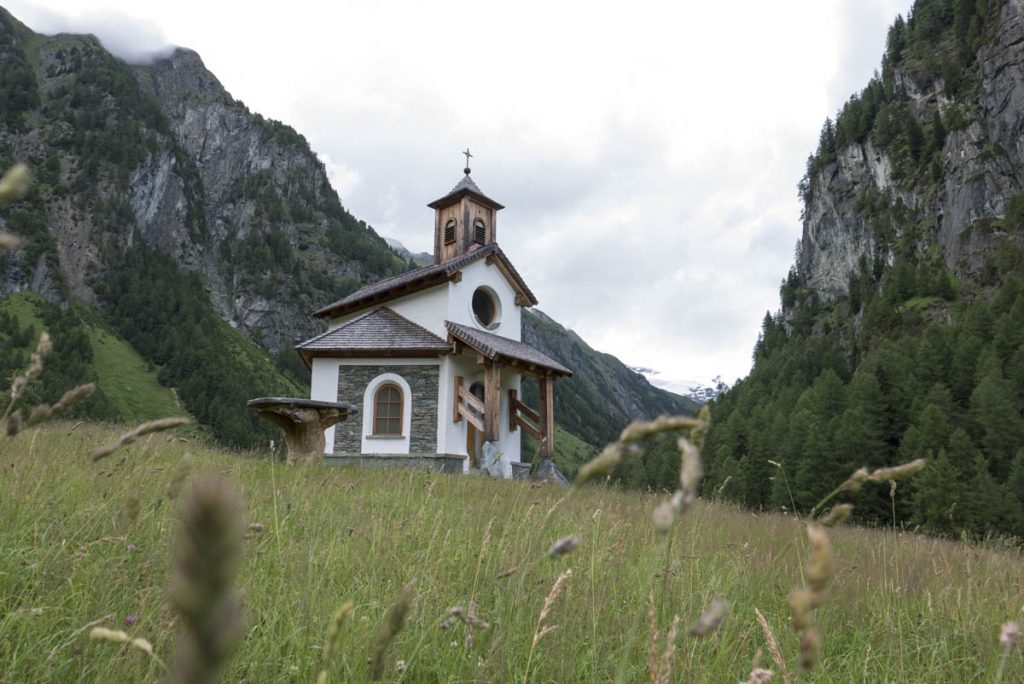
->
xmin=522 ymin=309 xmax=697 ymax=447
xmin=704 ymin=0 xmax=1024 ymax=539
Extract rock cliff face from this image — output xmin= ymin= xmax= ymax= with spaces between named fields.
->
xmin=0 ymin=10 xmax=403 ymax=351
xmin=799 ymin=1 xmax=1024 ymax=300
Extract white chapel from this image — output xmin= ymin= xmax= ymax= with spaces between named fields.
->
xmin=295 ymin=163 xmax=572 ymax=478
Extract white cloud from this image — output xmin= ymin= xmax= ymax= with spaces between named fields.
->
xmin=6 ymin=0 xmax=916 ymax=389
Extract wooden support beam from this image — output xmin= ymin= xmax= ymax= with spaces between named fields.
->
xmin=453 ymin=376 xmax=464 ymax=423
xmin=484 ymin=361 xmax=501 ymax=442
xmin=512 ymin=412 xmax=542 ymax=440
xmin=538 ymin=374 xmax=555 ymax=457
xmin=458 ymin=403 xmax=484 ymax=431
xmin=458 ymin=384 xmax=485 ymax=414
xmin=508 ymin=389 xmax=517 ymax=432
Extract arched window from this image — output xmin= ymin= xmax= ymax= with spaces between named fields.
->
xmin=444 ymin=218 xmax=457 ymax=244
xmin=373 ymin=383 xmax=403 ymax=436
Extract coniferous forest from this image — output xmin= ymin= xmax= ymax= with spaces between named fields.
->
xmin=695 ymin=0 xmax=1024 ymax=540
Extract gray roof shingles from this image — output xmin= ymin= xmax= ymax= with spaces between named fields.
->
xmin=313 ymin=242 xmax=536 ymax=319
xmin=428 ymin=174 xmax=504 ymax=209
xmin=296 ymin=308 xmax=451 ymax=356
xmin=446 ymin=321 xmax=572 ymax=376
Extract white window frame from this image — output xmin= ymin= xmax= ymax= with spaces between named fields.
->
xmin=361 ymin=373 xmax=413 ymax=454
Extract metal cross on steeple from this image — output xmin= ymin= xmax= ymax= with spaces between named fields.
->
xmin=462 ymin=148 xmax=472 ymax=175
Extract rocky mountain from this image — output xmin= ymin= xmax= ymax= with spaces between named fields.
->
xmin=797 ymin=0 xmax=1024 ymax=302
xmin=0 ymin=7 xmax=693 ymax=452
xmin=704 ymin=0 xmax=1024 ymax=540
xmin=0 ymin=7 xmax=404 ymax=353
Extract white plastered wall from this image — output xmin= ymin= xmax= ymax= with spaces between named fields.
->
xmin=310 ymin=357 xmax=342 ymax=453
xmin=446 ymin=258 xmax=522 ymax=340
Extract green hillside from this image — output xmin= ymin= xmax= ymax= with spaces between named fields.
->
xmin=0 ymin=291 xmax=180 ymax=422
xmin=522 ymin=422 xmax=597 ymax=479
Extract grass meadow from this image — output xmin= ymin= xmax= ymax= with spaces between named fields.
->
xmin=0 ymin=422 xmax=1022 ymax=682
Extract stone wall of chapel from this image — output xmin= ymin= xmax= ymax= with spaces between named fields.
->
xmin=333 ymin=364 xmax=438 ymax=457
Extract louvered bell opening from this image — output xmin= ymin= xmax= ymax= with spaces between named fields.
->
xmin=444 ymin=218 xmax=457 ymax=244
xmin=473 ymin=218 xmax=486 ymax=245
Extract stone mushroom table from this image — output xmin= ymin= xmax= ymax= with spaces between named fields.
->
xmin=247 ymin=397 xmax=358 ymax=464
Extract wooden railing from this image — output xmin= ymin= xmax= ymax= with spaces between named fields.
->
xmin=508 ymin=389 xmax=543 ymax=440
xmin=452 ymin=376 xmax=484 ymax=432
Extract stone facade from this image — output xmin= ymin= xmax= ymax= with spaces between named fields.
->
xmin=333 ymin=364 xmax=439 ymax=457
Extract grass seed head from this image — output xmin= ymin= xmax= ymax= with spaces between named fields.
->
xmin=819 ymin=503 xmax=854 ymax=528
xmin=166 ymin=453 xmax=194 ymax=500
xmin=838 ymin=467 xmax=869 ymax=493
xmin=92 ymin=417 xmax=191 ymax=462
xmin=678 ymin=437 xmax=703 ymax=490
xmin=867 ymin=458 xmax=927 ymax=483
xmin=169 ymin=476 xmax=245 ymax=684
xmin=1000 ymin=621 xmax=1022 ymax=650
xmin=548 ymin=534 xmax=581 ymax=558
xmin=369 ymin=581 xmax=415 ymax=680
xmin=787 ymin=589 xmax=814 ymax=632
xmin=652 ymin=500 xmax=675 ymax=533
xmin=743 ymin=668 xmax=774 ymax=684
xmin=619 ymin=414 xmax=703 ymax=442
xmin=0 ymin=163 xmax=30 ymax=207
xmin=754 ymin=607 xmax=790 ymax=684
xmin=798 ymin=626 xmax=821 ymax=671
xmin=575 ymin=443 xmax=640 ymax=485
xmin=317 ymin=600 xmax=354 ymax=684
xmin=6 ymin=409 xmax=22 ymax=437
xmin=687 ymin=598 xmax=730 ymax=637
xmin=52 ymin=383 xmax=96 ymax=414
xmin=804 ymin=524 xmax=833 ymax=599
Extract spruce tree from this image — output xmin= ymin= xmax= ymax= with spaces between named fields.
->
xmin=910 ymin=452 xmax=966 ymax=535
xmin=969 ymin=364 xmax=1024 ymax=478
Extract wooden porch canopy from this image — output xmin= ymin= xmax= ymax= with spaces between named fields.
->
xmin=446 ymin=321 xmax=571 ymax=457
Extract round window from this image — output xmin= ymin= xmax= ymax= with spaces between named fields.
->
xmin=472 ymin=287 xmax=500 ymax=329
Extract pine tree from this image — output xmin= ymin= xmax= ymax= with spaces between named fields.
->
xmin=969 ymin=363 xmax=1024 ymax=478
xmin=1007 ymin=449 xmax=1024 ymax=536
xmin=910 ymin=452 xmax=966 ymax=535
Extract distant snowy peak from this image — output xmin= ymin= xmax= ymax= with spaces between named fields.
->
xmin=632 ymin=368 xmax=729 ymax=405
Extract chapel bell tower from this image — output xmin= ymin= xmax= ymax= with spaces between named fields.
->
xmin=429 ymin=150 xmax=505 ymax=264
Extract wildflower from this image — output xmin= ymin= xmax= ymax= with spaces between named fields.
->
xmin=124 ymin=615 xmax=138 ymax=627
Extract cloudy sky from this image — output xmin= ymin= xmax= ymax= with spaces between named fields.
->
xmin=8 ymin=0 xmax=913 ymax=392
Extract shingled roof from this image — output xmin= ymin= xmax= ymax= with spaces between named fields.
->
xmin=313 ymin=242 xmax=537 ymax=320
xmin=428 ymin=174 xmax=505 ymax=210
xmin=295 ymin=308 xmax=451 ymax=365
xmin=446 ymin=321 xmax=572 ymax=377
